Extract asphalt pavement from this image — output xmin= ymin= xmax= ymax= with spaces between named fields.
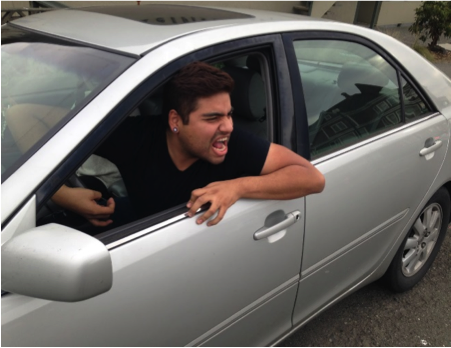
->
xmin=278 ymin=27 xmax=451 ymax=348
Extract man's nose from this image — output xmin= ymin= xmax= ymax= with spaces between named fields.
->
xmin=220 ymin=115 xmax=233 ymax=133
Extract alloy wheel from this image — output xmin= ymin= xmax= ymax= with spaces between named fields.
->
xmin=402 ymin=203 xmax=442 ymax=277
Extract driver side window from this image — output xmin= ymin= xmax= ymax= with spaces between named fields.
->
xmin=36 ymin=51 xmax=273 ymax=238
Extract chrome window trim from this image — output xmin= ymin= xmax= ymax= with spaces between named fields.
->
xmin=106 ymin=212 xmax=190 ymax=250
xmin=311 ymin=112 xmax=441 ymax=166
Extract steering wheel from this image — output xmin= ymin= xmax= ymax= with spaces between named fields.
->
xmin=36 ymin=174 xmax=112 ymax=235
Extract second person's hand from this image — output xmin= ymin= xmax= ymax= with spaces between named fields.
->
xmin=52 ymin=185 xmax=116 ymax=227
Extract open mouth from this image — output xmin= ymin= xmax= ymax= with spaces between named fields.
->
xmin=212 ymin=137 xmax=228 ymax=155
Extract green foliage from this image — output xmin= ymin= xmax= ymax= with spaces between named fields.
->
xmin=211 ymin=62 xmax=225 ymax=69
xmin=413 ymin=42 xmax=435 ymax=62
xmin=409 ymin=1 xmax=451 ymax=48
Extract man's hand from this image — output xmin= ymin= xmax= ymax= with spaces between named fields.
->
xmin=186 ymin=180 xmax=240 ymax=227
xmin=52 ymin=185 xmax=115 ymax=227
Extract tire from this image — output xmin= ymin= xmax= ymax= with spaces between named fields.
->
xmin=384 ymin=187 xmax=450 ymax=293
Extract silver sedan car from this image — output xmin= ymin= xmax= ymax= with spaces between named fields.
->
xmin=2 ymin=4 xmax=450 ymax=347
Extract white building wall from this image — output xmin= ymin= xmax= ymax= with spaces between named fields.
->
xmin=310 ymin=1 xmax=335 ymax=18
xmin=321 ymin=2 xmax=358 ymax=24
xmin=377 ymin=1 xmax=418 ymax=26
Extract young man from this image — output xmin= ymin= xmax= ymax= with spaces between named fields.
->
xmin=52 ymin=62 xmax=325 ymax=227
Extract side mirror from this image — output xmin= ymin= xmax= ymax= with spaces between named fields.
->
xmin=1 ymin=224 xmax=112 ymax=302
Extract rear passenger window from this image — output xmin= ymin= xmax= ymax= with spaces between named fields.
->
xmin=292 ymin=40 xmax=430 ymax=158
xmin=401 ymin=76 xmax=430 ymax=122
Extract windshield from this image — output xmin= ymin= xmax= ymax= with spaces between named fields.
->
xmin=1 ymin=26 xmax=135 ymax=181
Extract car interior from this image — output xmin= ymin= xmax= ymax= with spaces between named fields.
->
xmin=34 ymin=52 xmax=271 ymax=236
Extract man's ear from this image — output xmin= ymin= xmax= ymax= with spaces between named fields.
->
xmin=168 ymin=109 xmax=182 ymax=130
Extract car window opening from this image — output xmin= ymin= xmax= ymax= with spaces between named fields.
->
xmin=36 ymin=53 xmax=271 ymax=241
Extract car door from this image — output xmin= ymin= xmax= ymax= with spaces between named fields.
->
xmin=282 ymin=33 xmax=450 ymax=325
xmin=2 ymin=35 xmax=305 ymax=347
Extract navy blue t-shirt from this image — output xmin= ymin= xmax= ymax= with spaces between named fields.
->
xmin=96 ymin=116 xmax=270 ymax=219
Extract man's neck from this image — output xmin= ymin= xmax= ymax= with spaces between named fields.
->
xmin=166 ymin=130 xmax=198 ymax=171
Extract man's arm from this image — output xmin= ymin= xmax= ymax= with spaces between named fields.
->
xmin=49 ymin=118 xmax=133 ymax=228
xmin=52 ymin=185 xmax=115 ymax=227
xmin=186 ymin=143 xmax=325 ymax=226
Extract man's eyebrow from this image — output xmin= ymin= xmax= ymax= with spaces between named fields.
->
xmin=202 ymin=108 xmax=234 ymax=117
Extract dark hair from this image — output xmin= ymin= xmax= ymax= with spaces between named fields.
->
xmin=163 ymin=61 xmax=235 ymax=124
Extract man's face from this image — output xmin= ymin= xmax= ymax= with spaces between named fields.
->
xmin=178 ymin=92 xmax=234 ymax=165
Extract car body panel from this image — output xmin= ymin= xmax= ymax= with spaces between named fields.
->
xmin=198 ymin=283 xmax=298 ymax=347
xmin=2 ymin=199 xmax=305 ymax=346
xmin=9 ymin=6 xmax=322 ymax=57
xmin=2 ymin=5 xmax=451 ymax=347
xmin=292 ymin=114 xmax=449 ymax=325
xmin=294 ymin=213 xmax=404 ymax=325
xmin=303 ymin=114 xmax=449 ymax=271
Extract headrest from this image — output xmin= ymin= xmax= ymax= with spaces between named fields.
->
xmin=131 ymin=89 xmax=164 ymax=117
xmin=138 ymin=96 xmax=163 ymax=116
xmin=337 ymin=63 xmax=389 ymax=95
xmin=246 ymin=55 xmax=262 ymax=74
xmin=223 ymin=56 xmax=247 ymax=67
xmin=223 ymin=66 xmax=265 ymax=121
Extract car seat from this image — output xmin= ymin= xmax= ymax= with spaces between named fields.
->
xmin=222 ymin=56 xmax=267 ymax=140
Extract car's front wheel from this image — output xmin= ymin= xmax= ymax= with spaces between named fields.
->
xmin=384 ymin=187 xmax=450 ymax=292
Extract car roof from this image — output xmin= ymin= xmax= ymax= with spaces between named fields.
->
xmin=8 ymin=4 xmax=328 ymax=57
xmin=7 ymin=4 xmax=451 ymax=114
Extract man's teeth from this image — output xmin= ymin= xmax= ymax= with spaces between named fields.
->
xmin=214 ymin=138 xmax=228 ymax=150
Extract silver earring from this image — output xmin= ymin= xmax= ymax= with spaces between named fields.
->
xmin=173 ymin=127 xmax=178 ymax=133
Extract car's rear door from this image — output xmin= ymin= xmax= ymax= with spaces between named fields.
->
xmin=282 ymin=32 xmax=450 ymax=326
xmin=2 ymin=35 xmax=305 ymax=346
